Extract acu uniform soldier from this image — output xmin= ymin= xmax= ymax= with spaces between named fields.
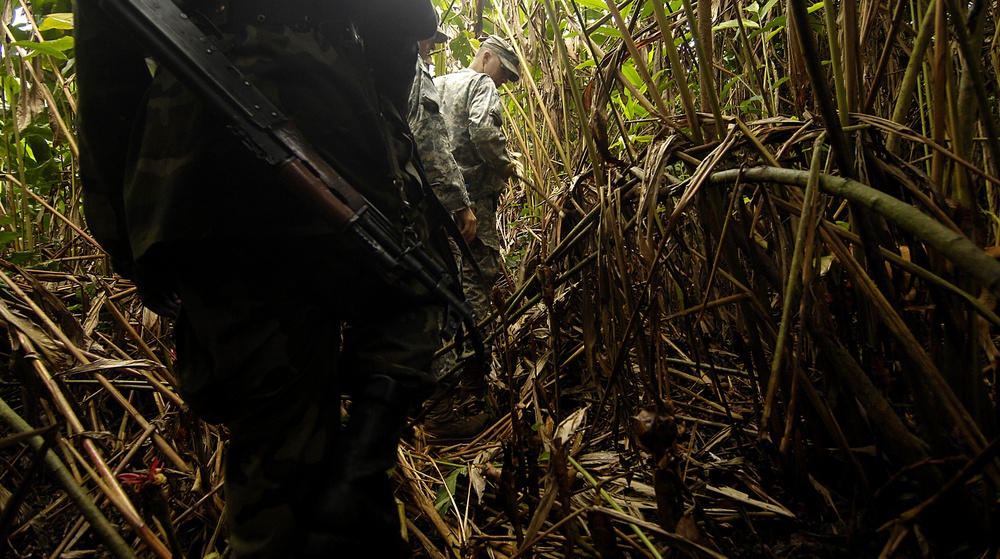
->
xmin=76 ymin=0 xmax=454 ymax=556
xmin=434 ymin=35 xmax=520 ymax=366
xmin=409 ymin=29 xmax=477 ymax=244
xmin=407 ymin=28 xmax=493 ymax=441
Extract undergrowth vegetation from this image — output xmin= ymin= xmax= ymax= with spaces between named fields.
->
xmin=1 ymin=0 xmax=999 ymax=557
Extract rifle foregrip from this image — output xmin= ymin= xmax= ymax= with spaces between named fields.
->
xmin=279 ymin=159 xmax=355 ymax=230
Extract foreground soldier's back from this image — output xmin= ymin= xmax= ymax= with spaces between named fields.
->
xmin=76 ymin=0 xmax=449 ymax=556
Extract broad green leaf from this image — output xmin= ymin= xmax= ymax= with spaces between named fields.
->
xmin=38 ymin=12 xmax=73 ymax=31
xmin=620 ymin=63 xmax=642 ymax=89
xmin=0 ymin=231 xmax=21 ymax=246
xmin=8 ymin=36 xmax=75 ymax=59
xmin=449 ymin=34 xmax=475 ymax=68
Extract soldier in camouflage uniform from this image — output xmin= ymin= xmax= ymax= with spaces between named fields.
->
xmin=408 ymin=31 xmax=493 ymax=440
xmin=76 ymin=0 xmax=449 ymax=556
xmin=434 ymin=36 xmax=520 ymax=361
xmin=409 ymin=33 xmax=477 ymax=243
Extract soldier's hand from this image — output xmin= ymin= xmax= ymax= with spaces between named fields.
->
xmin=454 ymin=207 xmax=478 ymax=244
xmin=500 ymin=161 xmax=516 ymax=180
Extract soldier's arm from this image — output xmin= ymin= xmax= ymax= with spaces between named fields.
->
xmin=408 ymin=64 xmax=473 ymax=221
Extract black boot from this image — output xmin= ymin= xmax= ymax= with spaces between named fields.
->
xmin=301 ymin=375 xmax=415 ymax=558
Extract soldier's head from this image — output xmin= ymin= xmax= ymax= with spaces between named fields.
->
xmin=419 ymin=21 xmax=450 ymax=63
xmin=471 ymin=35 xmax=520 ymax=87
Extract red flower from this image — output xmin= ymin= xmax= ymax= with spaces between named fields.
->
xmin=117 ymin=458 xmax=166 ymax=490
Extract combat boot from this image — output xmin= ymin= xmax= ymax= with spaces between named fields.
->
xmin=301 ymin=374 xmax=416 ymax=558
xmin=422 ymin=391 xmax=491 ymax=443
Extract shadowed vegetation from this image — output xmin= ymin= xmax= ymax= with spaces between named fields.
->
xmin=0 ymin=0 xmax=998 ymax=557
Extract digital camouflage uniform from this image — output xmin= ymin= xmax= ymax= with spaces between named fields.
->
xmin=76 ymin=0 xmax=447 ymax=556
xmin=434 ymin=68 xmax=511 ymax=334
xmin=408 ymin=58 xmax=471 ymax=215
xmin=408 ymin=57 xmax=471 ymax=380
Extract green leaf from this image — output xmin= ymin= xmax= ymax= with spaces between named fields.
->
xmin=433 ymin=468 xmax=465 ymax=515
xmin=0 ymin=231 xmax=21 ymax=246
xmin=38 ymin=12 xmax=73 ymax=31
xmin=449 ymin=34 xmax=475 ymax=68
xmin=758 ymin=0 xmax=781 ymax=18
xmin=620 ymin=63 xmax=642 ymax=89
xmin=8 ymin=36 xmax=75 ymax=59
xmin=714 ymin=19 xmax=760 ymax=31
xmin=573 ymin=0 xmax=610 ymax=10
xmin=9 ymin=252 xmax=36 ymax=265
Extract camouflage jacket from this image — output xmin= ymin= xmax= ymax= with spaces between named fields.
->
xmin=408 ymin=59 xmax=471 ymax=214
xmin=76 ymin=0 xmax=438 ymax=278
xmin=434 ymin=68 xmax=511 ymax=250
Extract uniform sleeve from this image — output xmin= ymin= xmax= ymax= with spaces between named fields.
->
xmin=75 ymin=0 xmax=152 ymax=277
xmin=467 ymin=75 xmax=511 ymax=193
xmin=409 ymin=66 xmax=471 ymax=213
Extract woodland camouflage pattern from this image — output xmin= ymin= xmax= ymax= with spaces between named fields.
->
xmin=77 ymin=0 xmax=445 ymax=556
xmin=171 ymin=245 xmax=440 ymax=556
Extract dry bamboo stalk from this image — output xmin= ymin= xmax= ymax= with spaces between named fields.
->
xmin=710 ymin=167 xmax=1000 ymax=294
xmin=400 ymin=450 xmax=463 ymax=557
xmin=0 ymin=174 xmax=100 ymax=249
xmin=602 ymin=0 xmax=672 ymax=121
xmin=0 ymin=273 xmax=171 ymax=555
xmin=2 ymin=270 xmax=189 ymax=471
xmin=16 ymin=333 xmax=172 ymax=557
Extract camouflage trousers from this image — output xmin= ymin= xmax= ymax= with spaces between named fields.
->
xmin=461 ymin=238 xmax=502 ymax=357
xmin=169 ymin=238 xmax=441 ymax=558
xmin=429 ymin=238 xmax=499 ymax=384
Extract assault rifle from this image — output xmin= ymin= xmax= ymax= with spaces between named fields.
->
xmin=99 ymin=0 xmax=484 ymax=367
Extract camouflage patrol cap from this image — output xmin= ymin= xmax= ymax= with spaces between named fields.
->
xmin=482 ymin=35 xmax=520 ymax=82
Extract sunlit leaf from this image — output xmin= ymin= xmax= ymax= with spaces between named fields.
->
xmin=715 ymin=19 xmax=760 ymax=31
xmin=8 ymin=36 xmax=74 ymax=59
xmin=38 ymin=12 xmax=73 ymax=31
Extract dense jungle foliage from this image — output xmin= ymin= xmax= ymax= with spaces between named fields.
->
xmin=1 ymin=0 xmax=999 ymax=557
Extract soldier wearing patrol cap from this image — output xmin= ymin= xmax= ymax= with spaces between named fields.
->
xmin=435 ymin=35 xmax=521 ymax=388
xmin=482 ymin=35 xmax=521 ymax=84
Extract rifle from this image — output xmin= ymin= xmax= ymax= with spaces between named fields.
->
xmin=97 ymin=0 xmax=484 ymax=368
